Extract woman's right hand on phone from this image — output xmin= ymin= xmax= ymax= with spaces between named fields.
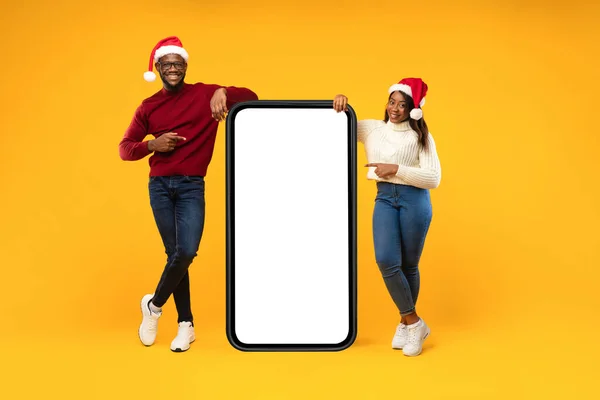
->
xmin=333 ymin=94 xmax=348 ymax=112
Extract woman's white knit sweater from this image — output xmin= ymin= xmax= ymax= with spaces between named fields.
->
xmin=358 ymin=119 xmax=441 ymax=189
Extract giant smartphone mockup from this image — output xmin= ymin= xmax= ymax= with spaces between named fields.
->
xmin=225 ymin=101 xmax=357 ymax=351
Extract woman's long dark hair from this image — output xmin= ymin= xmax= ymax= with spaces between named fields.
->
xmin=384 ymin=91 xmax=430 ymax=151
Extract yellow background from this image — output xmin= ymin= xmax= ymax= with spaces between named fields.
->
xmin=1 ymin=0 xmax=599 ymax=398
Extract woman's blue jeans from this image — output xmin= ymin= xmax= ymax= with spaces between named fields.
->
xmin=372 ymin=182 xmax=432 ymax=316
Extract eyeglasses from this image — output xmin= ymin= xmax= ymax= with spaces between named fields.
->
xmin=158 ymin=62 xmax=186 ymax=71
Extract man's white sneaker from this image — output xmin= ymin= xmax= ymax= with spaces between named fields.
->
xmin=402 ymin=319 xmax=430 ymax=357
xmin=392 ymin=322 xmax=408 ymax=349
xmin=139 ymin=294 xmax=161 ymax=346
xmin=170 ymin=321 xmax=195 ymax=352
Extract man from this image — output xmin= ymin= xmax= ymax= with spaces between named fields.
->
xmin=119 ymin=36 xmax=258 ymax=352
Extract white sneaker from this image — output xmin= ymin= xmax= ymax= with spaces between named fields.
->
xmin=392 ymin=323 xmax=408 ymax=349
xmin=170 ymin=321 xmax=195 ymax=352
xmin=139 ymin=294 xmax=161 ymax=346
xmin=402 ymin=319 xmax=430 ymax=356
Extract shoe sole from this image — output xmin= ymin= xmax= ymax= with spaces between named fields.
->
xmin=392 ymin=341 xmax=406 ymax=350
xmin=171 ymin=337 xmax=195 ymax=353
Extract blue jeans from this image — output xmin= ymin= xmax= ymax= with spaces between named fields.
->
xmin=372 ymin=182 xmax=432 ymax=316
xmin=148 ymin=175 xmax=206 ymax=323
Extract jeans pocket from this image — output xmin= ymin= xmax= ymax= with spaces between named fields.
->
xmin=184 ymin=176 xmax=205 ymax=191
xmin=184 ymin=175 xmax=204 ymax=183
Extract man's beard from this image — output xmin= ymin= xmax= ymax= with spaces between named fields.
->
xmin=160 ymin=72 xmax=186 ymax=90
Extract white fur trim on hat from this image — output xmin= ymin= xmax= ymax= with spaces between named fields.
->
xmin=388 ymin=83 xmax=412 ymax=97
xmin=154 ymin=45 xmax=189 ymax=62
xmin=389 ymin=83 xmax=426 ymax=111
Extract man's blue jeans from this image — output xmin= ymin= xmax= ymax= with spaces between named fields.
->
xmin=372 ymin=182 xmax=432 ymax=316
xmin=148 ymin=175 xmax=206 ymax=323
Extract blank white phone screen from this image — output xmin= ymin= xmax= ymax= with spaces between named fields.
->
xmin=231 ymin=107 xmax=350 ymax=346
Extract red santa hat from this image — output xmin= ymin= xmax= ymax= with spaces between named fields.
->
xmin=143 ymin=36 xmax=189 ymax=82
xmin=388 ymin=77 xmax=428 ymax=120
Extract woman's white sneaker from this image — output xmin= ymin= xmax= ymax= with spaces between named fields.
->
xmin=171 ymin=321 xmax=195 ymax=352
xmin=392 ymin=322 xmax=408 ymax=349
xmin=402 ymin=319 xmax=430 ymax=357
xmin=139 ymin=294 xmax=161 ymax=346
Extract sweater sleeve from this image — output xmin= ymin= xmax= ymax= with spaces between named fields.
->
xmin=357 ymin=119 xmax=383 ymax=142
xmin=223 ymin=86 xmax=259 ymax=107
xmin=119 ymin=104 xmax=152 ymax=161
xmin=394 ymin=133 xmax=442 ymax=189
xmin=205 ymin=84 xmax=259 ymax=107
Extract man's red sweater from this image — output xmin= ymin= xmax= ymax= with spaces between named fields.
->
xmin=119 ymin=82 xmax=258 ymax=176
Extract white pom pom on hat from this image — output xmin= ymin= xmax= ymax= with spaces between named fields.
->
xmin=143 ymin=36 xmax=189 ymax=82
xmin=143 ymin=71 xmax=156 ymax=82
xmin=388 ymin=77 xmax=428 ymax=120
xmin=409 ymin=108 xmax=423 ymax=120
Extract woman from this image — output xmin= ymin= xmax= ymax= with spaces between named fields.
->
xmin=333 ymin=77 xmax=441 ymax=356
